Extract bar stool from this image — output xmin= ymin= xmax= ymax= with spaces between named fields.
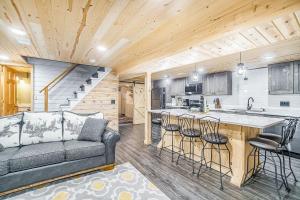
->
xmin=159 ymin=111 xmax=180 ymax=162
xmin=259 ymin=118 xmax=298 ymax=185
xmin=197 ymin=116 xmax=232 ymax=190
xmin=151 ymin=112 xmax=162 ymax=145
xmin=244 ymin=119 xmax=297 ymax=192
xmin=176 ymin=114 xmax=206 ymax=174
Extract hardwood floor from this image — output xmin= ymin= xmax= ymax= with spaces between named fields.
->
xmin=116 ymin=124 xmax=300 ymax=200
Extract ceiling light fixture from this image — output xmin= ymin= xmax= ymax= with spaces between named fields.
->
xmin=10 ymin=27 xmax=26 ymax=36
xmin=189 ymin=64 xmax=199 ymax=82
xmin=237 ymin=52 xmax=246 ymax=76
xmin=89 ymin=59 xmax=96 ymax=63
xmin=97 ymin=46 xmax=107 ymax=52
xmin=0 ymin=54 xmax=9 ymax=61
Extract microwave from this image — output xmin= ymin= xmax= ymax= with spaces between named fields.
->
xmin=185 ymin=83 xmax=202 ymax=95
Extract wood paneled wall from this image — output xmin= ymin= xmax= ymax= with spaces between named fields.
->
xmin=72 ymin=72 xmax=119 ymax=130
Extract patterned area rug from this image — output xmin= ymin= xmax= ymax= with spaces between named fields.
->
xmin=5 ymin=163 xmax=170 ymax=200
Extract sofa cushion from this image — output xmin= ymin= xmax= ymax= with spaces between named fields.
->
xmin=63 ymin=112 xmax=104 ymax=141
xmin=0 ymin=147 xmax=19 ymax=176
xmin=21 ymin=112 xmax=63 ymax=145
xmin=64 ymin=140 xmax=105 ymax=161
xmin=0 ymin=114 xmax=22 ymax=148
xmin=78 ymin=118 xmax=109 ymax=142
xmin=9 ymin=142 xmax=65 ymax=172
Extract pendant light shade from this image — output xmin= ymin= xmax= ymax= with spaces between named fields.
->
xmin=237 ymin=52 xmax=246 ymax=76
xmin=189 ymin=64 xmax=199 ymax=82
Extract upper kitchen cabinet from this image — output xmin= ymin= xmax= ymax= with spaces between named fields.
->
xmin=169 ymin=78 xmax=186 ymax=95
xmin=203 ymin=71 xmax=232 ymax=95
xmin=294 ymin=61 xmax=300 ymax=94
xmin=268 ymin=62 xmax=294 ymax=95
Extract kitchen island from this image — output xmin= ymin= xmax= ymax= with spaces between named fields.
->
xmin=145 ymin=109 xmax=285 ymax=187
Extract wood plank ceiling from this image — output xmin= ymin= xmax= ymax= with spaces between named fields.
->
xmin=0 ymin=0 xmax=299 ymax=76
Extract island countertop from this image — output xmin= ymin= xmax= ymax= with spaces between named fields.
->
xmin=149 ymin=109 xmax=285 ymax=129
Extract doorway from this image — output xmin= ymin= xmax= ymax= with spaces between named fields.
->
xmin=0 ymin=65 xmax=32 ymax=116
xmin=118 ymin=79 xmax=145 ymax=126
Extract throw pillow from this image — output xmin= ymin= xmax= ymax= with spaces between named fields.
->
xmin=0 ymin=114 xmax=22 ymax=148
xmin=21 ymin=112 xmax=63 ymax=145
xmin=63 ymin=111 xmax=104 ymax=141
xmin=78 ymin=118 xmax=109 ymax=142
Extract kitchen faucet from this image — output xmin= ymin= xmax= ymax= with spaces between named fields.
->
xmin=247 ymin=97 xmax=254 ymax=110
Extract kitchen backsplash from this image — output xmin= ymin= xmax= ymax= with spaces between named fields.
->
xmin=178 ymin=68 xmax=300 ymax=109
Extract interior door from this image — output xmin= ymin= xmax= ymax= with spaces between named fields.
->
xmin=133 ymin=83 xmax=145 ymax=124
xmin=3 ymin=67 xmax=17 ymax=115
xmin=0 ymin=66 xmax=4 ymax=116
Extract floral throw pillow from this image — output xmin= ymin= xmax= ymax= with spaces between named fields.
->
xmin=21 ymin=112 xmax=63 ymax=145
xmin=63 ymin=112 xmax=104 ymax=141
xmin=0 ymin=114 xmax=22 ymax=148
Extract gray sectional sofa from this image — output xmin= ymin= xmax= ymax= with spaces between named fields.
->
xmin=0 ymin=111 xmax=120 ymax=194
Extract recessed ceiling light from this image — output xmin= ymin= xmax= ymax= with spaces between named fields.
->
xmin=0 ymin=54 xmax=9 ymax=61
xmin=17 ymin=38 xmax=31 ymax=45
xmin=10 ymin=27 xmax=26 ymax=36
xmin=97 ymin=46 xmax=107 ymax=52
xmin=177 ymin=72 xmax=185 ymax=75
xmin=197 ymin=68 xmax=204 ymax=73
xmin=89 ymin=59 xmax=96 ymax=63
xmin=163 ymin=75 xmax=169 ymax=79
xmin=264 ymin=55 xmax=274 ymax=60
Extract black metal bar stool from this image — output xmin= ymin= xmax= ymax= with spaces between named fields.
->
xmin=151 ymin=112 xmax=162 ymax=145
xmin=197 ymin=116 xmax=232 ymax=190
xmin=176 ymin=114 xmax=206 ymax=174
xmin=244 ymin=118 xmax=298 ymax=192
xmin=259 ymin=118 xmax=298 ymax=185
xmin=159 ymin=111 xmax=180 ymax=162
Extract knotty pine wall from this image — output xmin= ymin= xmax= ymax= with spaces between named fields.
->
xmin=72 ymin=72 xmax=119 ymax=130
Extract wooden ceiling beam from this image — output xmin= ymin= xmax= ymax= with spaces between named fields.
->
xmin=115 ymin=0 xmax=300 ymax=75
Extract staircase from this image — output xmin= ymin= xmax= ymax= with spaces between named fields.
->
xmin=59 ymin=67 xmax=111 ymax=111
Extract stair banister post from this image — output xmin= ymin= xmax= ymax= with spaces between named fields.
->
xmin=44 ymin=87 xmax=48 ymax=112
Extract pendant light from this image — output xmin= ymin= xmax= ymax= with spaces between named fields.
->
xmin=237 ymin=52 xmax=246 ymax=76
xmin=190 ymin=64 xmax=199 ymax=82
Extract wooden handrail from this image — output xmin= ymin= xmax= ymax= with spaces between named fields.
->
xmin=40 ymin=63 xmax=78 ymax=111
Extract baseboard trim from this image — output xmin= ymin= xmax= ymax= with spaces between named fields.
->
xmin=0 ymin=163 xmax=115 ymax=197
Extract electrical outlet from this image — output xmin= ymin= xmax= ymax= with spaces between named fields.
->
xmin=280 ymin=101 xmax=290 ymax=107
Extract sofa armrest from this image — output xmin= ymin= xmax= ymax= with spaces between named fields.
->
xmin=102 ymin=128 xmax=120 ymax=164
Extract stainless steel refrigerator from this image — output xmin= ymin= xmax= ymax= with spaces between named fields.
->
xmin=151 ymin=87 xmax=166 ymax=109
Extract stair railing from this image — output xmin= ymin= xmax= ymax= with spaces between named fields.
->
xmin=40 ymin=63 xmax=78 ymax=111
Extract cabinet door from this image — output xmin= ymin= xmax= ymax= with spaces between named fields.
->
xmin=214 ymin=72 xmax=227 ymax=95
xmin=294 ymin=61 xmax=300 ymax=94
xmin=203 ymin=74 xmax=214 ymax=95
xmin=269 ymin=62 xmax=294 ymax=94
xmin=214 ymin=72 xmax=232 ymax=95
xmin=177 ymin=78 xmax=185 ymax=95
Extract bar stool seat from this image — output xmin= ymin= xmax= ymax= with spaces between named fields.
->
xmin=259 ymin=133 xmax=282 ymax=143
xmin=152 ymin=118 xmax=162 ymax=125
xmin=202 ymin=133 xmax=228 ymax=144
xmin=164 ymin=124 xmax=180 ymax=131
xmin=248 ymin=137 xmax=281 ymax=151
xmin=181 ymin=129 xmax=201 ymax=137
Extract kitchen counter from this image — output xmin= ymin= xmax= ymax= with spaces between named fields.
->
xmin=150 ymin=109 xmax=284 ymax=129
xmin=145 ymin=108 xmax=285 ymax=188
